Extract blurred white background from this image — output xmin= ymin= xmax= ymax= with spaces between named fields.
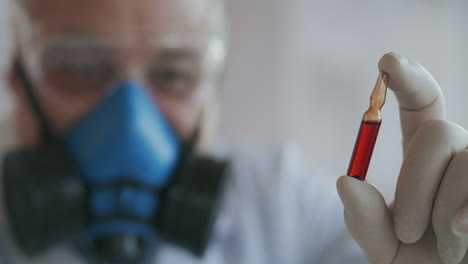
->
xmin=0 ymin=0 xmax=467 ymax=201
xmin=219 ymin=0 xmax=468 ymax=201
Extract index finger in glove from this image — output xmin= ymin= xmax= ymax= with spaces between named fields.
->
xmin=378 ymin=52 xmax=446 ymax=153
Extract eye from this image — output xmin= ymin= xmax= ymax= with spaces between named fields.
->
xmin=147 ymin=55 xmax=201 ymax=99
xmin=41 ymin=43 xmax=116 ymax=97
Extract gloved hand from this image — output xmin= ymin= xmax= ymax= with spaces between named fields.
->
xmin=337 ymin=52 xmax=468 ymax=264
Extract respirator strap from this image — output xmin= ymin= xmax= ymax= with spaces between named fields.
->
xmin=14 ymin=57 xmax=54 ymax=143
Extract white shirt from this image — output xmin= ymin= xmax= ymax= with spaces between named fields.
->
xmin=0 ymin=115 xmax=366 ymax=263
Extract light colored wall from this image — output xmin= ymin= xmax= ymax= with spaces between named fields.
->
xmin=220 ymin=0 xmax=468 ymax=201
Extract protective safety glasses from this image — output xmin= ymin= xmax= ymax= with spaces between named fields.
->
xmin=20 ymin=35 xmax=221 ymax=101
xmin=12 ymin=0 xmax=227 ymax=102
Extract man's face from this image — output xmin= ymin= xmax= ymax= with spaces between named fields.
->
xmin=13 ymin=0 xmax=217 ymax=143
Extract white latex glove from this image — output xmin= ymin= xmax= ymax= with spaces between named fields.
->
xmin=337 ymin=52 xmax=468 ymax=264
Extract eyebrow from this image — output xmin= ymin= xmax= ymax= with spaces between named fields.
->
xmin=158 ymin=49 xmax=200 ymax=62
xmin=42 ymin=32 xmax=204 ymax=64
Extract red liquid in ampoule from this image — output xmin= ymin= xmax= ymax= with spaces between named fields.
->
xmin=347 ymin=121 xmax=381 ymax=181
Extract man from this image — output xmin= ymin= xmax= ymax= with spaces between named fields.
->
xmin=1 ymin=0 xmax=468 ymax=263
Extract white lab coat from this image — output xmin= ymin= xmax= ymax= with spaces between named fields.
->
xmin=0 ymin=114 xmax=366 ymax=263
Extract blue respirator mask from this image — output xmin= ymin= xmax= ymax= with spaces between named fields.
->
xmin=2 ymin=60 xmax=229 ymax=264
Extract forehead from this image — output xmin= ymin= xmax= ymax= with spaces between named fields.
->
xmin=23 ymin=0 xmax=214 ymax=47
